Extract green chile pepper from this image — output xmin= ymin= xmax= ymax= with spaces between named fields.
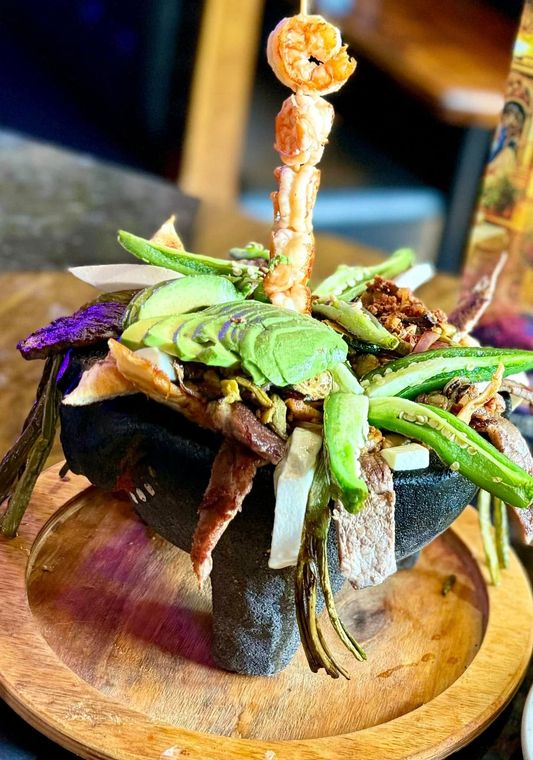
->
xmin=118 ymin=230 xmax=263 ymax=296
xmin=329 ymin=362 xmax=363 ymax=394
xmin=313 ymin=248 xmax=415 ymax=300
xmin=362 ymin=347 xmax=533 ymax=398
xmin=368 ymin=397 xmax=533 ymax=509
xmin=323 ymin=392 xmax=369 ymax=513
xmin=313 ymin=297 xmax=399 ymax=350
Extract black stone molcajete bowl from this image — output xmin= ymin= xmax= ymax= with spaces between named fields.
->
xmin=60 ymin=384 xmax=478 ymax=676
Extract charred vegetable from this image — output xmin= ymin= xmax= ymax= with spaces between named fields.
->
xmin=362 ymin=347 xmax=533 ymax=399
xmin=0 ymin=354 xmax=63 ymax=536
xmin=313 ymin=297 xmax=399 ymax=350
xmin=368 ymin=397 xmax=533 ymax=509
xmin=477 ymin=490 xmax=500 ymax=585
xmin=17 ymin=294 xmax=134 ymax=360
xmin=118 ymin=230 xmax=264 ymax=297
xmin=296 ymin=452 xmax=366 ymax=678
xmin=313 ymin=247 xmax=415 ymax=300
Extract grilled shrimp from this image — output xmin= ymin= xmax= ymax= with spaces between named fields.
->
xmin=267 ymin=14 xmax=356 ymax=95
xmin=264 ymin=196 xmax=317 ymax=311
xmin=268 ymin=282 xmax=311 ymax=313
xmin=265 ymin=13 xmax=355 ymax=313
xmin=272 ymin=165 xmax=320 ymax=233
xmin=263 ymin=258 xmax=311 ymax=312
xmin=275 ymin=92 xmax=334 ymax=167
xmin=271 ymin=228 xmax=315 ymax=279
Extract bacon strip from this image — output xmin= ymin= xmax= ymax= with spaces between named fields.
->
xmin=191 ymin=440 xmax=261 ymax=587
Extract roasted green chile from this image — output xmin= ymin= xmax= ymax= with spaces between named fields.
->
xmin=118 ymin=230 xmax=263 ymax=296
xmin=313 ymin=297 xmax=399 ymax=350
xmin=323 ymin=392 xmax=369 ymax=513
xmin=368 ymin=397 xmax=533 ymax=509
xmin=362 ymin=347 xmax=533 ymax=398
xmin=313 ymin=247 xmax=415 ymax=300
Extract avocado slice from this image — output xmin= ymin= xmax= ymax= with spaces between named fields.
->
xmin=120 ymin=317 xmax=162 ymax=351
xmin=145 ymin=314 xmax=239 ymax=368
xmin=126 ymin=275 xmax=244 ymax=325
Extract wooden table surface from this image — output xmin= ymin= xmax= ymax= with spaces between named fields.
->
xmin=329 ymin=0 xmax=515 ymax=127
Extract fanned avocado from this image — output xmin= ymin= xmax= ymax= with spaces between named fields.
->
xmin=120 ymin=317 xmax=161 ymax=350
xmin=127 ymin=300 xmax=348 ymax=386
xmin=125 ymin=274 xmax=244 ymax=325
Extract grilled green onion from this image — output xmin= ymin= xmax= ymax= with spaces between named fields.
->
xmin=477 ymin=490 xmax=500 ymax=585
xmin=0 ymin=354 xmax=63 ymax=537
xmin=296 ymin=453 xmax=365 ymax=678
xmin=493 ymin=497 xmax=510 ymax=569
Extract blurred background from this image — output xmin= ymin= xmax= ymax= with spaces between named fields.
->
xmin=0 ymin=0 xmax=525 ymax=270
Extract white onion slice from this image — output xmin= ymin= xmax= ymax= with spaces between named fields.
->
xmin=269 ymin=426 xmax=323 ymax=570
xmin=394 ymin=263 xmax=435 ymax=291
xmin=69 ymin=264 xmax=181 ymax=292
xmin=134 ymin=348 xmax=176 ymax=380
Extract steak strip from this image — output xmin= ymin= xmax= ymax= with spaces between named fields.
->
xmin=334 ymin=451 xmax=396 ymax=589
xmin=471 ymin=407 xmax=533 ymax=542
xmin=208 ymin=399 xmax=286 ymax=464
xmin=190 ymin=439 xmax=261 ymax=586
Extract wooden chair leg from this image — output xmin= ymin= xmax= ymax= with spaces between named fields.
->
xmin=179 ymin=0 xmax=264 ymax=205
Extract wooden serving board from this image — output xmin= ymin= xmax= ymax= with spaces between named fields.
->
xmin=0 ymin=463 xmax=531 ymax=760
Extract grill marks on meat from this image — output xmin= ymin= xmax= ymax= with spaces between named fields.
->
xmin=361 ymin=277 xmax=447 ymax=348
xmin=335 ymin=452 xmax=396 ymax=589
xmin=471 ymin=408 xmax=533 ymax=543
xmin=448 ymin=253 xmax=506 ymax=333
xmin=18 ymin=301 xmax=128 ymax=360
xmin=191 ymin=440 xmax=261 ymax=586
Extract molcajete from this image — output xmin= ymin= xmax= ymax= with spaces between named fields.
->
xmin=60 ymin=383 xmax=478 ymax=676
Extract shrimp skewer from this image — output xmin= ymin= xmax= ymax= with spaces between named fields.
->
xmin=267 ymin=14 xmax=355 ymax=96
xmin=264 ymin=13 xmax=356 ymax=313
xmin=274 ymin=92 xmax=334 ymax=168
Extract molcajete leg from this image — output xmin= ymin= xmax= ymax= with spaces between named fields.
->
xmin=207 ymin=471 xmax=344 ymax=675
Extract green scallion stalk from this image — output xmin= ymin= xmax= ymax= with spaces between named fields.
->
xmin=477 ymin=490 xmax=500 ymax=585
xmin=493 ymin=497 xmax=510 ymax=570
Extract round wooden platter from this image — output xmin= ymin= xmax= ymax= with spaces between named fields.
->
xmin=0 ymin=464 xmax=532 ymax=760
